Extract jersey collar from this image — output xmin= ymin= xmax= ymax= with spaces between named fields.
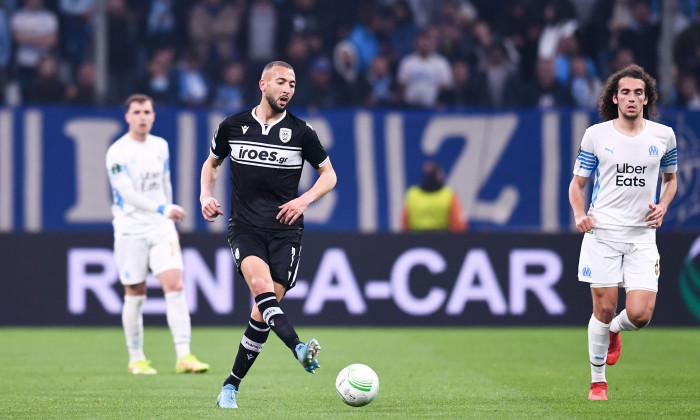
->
xmin=251 ymin=106 xmax=287 ymax=136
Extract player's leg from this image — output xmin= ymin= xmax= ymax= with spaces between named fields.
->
xmin=152 ymin=230 xmax=209 ymax=373
xmin=608 ymin=243 xmax=660 ymax=365
xmin=115 ymin=236 xmax=155 ymax=374
xmin=267 ymin=234 xmax=321 ymax=373
xmin=578 ymin=234 xmax=623 ymax=400
xmin=241 ymin=256 xmax=304 ymax=352
xmin=613 ymin=243 xmax=659 ymax=330
xmin=222 ymin=304 xmax=271 ymax=392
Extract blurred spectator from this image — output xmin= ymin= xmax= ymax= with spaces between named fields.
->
xmin=243 ymin=0 xmax=277 ymax=64
xmin=10 ymin=0 xmax=59 ymax=90
xmin=278 ymin=0 xmax=323 ymax=41
xmin=343 ymin=5 xmax=380 ymax=75
xmin=673 ymin=5 xmax=700 ymax=76
xmin=144 ymin=0 xmax=184 ymax=54
xmin=401 ymin=161 xmax=467 ymax=233
xmin=520 ymin=57 xmax=574 ymax=108
xmin=396 ymin=29 xmax=453 ymax=107
xmin=569 ymin=55 xmax=601 ymax=108
xmin=212 ymin=61 xmax=246 ymax=112
xmin=677 ymin=73 xmax=700 ymax=109
xmin=107 ymin=0 xmax=138 ymax=104
xmin=389 ymin=0 xmax=419 ymax=59
xmin=0 ymin=7 xmax=9 ymax=104
xmin=538 ymin=0 xmax=578 ymax=60
xmin=58 ymin=0 xmax=94 ymax=69
xmin=618 ymin=0 xmax=660 ymax=78
xmin=439 ymin=59 xmax=479 ymax=108
xmin=25 ymin=54 xmax=65 ymax=103
xmin=554 ymin=35 xmax=596 ymax=85
xmin=607 ymin=47 xmax=636 ymax=74
xmin=305 ymin=56 xmax=344 ymax=110
xmin=282 ymin=34 xmax=311 ymax=106
xmin=134 ymin=48 xmax=177 ymax=105
xmin=65 ymin=60 xmax=96 ymax=105
xmin=188 ymin=0 xmax=243 ymax=66
xmin=175 ymin=48 xmax=209 ymax=107
xmin=473 ymin=42 xmax=519 ymax=108
xmin=358 ymin=54 xmax=398 ymax=107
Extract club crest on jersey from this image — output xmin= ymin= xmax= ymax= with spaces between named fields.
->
xmin=648 ymin=145 xmax=659 ymax=157
xmin=581 ymin=265 xmax=592 ymax=278
xmin=279 ymin=128 xmax=292 ymax=143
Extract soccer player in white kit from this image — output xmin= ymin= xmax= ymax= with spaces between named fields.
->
xmin=569 ymin=65 xmax=678 ymax=400
xmin=106 ymin=94 xmax=209 ymax=375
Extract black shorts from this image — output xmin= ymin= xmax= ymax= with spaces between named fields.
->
xmin=227 ymin=225 xmax=303 ymax=290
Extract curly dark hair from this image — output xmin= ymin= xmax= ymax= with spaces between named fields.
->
xmin=598 ymin=64 xmax=658 ymax=121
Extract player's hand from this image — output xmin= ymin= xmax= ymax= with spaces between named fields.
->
xmin=645 ymin=203 xmax=667 ymax=229
xmin=575 ymin=214 xmax=595 ymax=233
xmin=164 ymin=204 xmax=186 ymax=222
xmin=277 ymin=197 xmax=310 ymax=225
xmin=201 ymin=196 xmax=224 ymax=222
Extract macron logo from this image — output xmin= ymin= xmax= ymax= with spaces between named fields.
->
xmin=242 ymin=125 xmax=249 ymax=134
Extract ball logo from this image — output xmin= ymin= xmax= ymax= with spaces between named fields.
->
xmin=582 ymin=265 xmax=592 ymax=278
xmin=279 ymin=128 xmax=292 ymax=143
xmin=679 ymin=236 xmax=700 ymax=323
xmin=648 ymin=145 xmax=659 ymax=157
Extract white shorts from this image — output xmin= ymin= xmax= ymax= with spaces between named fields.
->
xmin=114 ymin=224 xmax=183 ymax=285
xmin=577 ymin=233 xmax=660 ymax=293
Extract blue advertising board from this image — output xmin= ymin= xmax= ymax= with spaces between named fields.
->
xmin=1 ymin=106 xmax=699 ymax=232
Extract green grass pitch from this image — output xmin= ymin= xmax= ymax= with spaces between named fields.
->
xmin=1 ymin=327 xmax=698 ymax=419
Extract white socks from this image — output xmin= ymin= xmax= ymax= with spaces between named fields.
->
xmin=609 ymin=309 xmax=640 ymax=334
xmin=588 ymin=314 xmax=609 ymax=383
xmin=165 ymin=290 xmax=192 ymax=359
xmin=123 ymin=295 xmax=146 ymax=363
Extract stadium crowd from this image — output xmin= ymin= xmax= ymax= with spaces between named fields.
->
xmin=2 ymin=0 xmax=700 ymax=110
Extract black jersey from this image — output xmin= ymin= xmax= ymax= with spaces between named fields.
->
xmin=210 ymin=107 xmax=329 ymax=231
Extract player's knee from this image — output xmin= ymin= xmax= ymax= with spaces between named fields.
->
xmin=629 ymin=310 xmax=653 ymax=329
xmin=249 ymin=276 xmax=273 ymax=296
xmin=595 ymin=305 xmax=616 ymax=323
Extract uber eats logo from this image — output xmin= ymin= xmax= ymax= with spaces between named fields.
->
xmin=616 ymin=163 xmax=647 ymax=187
xmin=679 ymin=236 xmax=700 ymax=323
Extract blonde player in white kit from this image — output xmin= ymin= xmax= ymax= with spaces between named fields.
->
xmin=569 ymin=65 xmax=678 ymax=400
xmin=106 ymin=94 xmax=209 ymax=375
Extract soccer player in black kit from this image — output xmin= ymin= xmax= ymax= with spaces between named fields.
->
xmin=200 ymin=61 xmax=337 ymax=409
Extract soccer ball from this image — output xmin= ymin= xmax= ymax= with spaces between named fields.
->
xmin=335 ymin=363 xmax=379 ymax=407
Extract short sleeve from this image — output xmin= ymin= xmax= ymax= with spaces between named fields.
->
xmin=210 ymin=118 xmax=232 ymax=159
xmin=660 ymin=129 xmax=678 ymax=173
xmin=573 ymin=129 xmax=597 ymax=177
xmin=301 ymin=122 xmax=329 ymax=169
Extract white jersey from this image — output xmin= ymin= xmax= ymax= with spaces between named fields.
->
xmin=573 ymin=119 xmax=677 ymax=243
xmin=106 ymin=133 xmax=174 ymax=237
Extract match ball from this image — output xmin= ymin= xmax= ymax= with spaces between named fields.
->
xmin=335 ymin=363 xmax=379 ymax=407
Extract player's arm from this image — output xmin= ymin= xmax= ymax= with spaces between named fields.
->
xmin=569 ymin=175 xmax=595 ymax=233
xmin=277 ymin=160 xmax=337 ymax=225
xmin=200 ymin=154 xmax=225 ymax=222
xmin=107 ymin=165 xmax=185 ymax=221
xmin=645 ymin=172 xmax=677 ymax=229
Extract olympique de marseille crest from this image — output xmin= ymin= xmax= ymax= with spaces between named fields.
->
xmin=279 ymin=128 xmax=292 ymax=143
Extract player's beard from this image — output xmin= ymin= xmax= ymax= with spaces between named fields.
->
xmin=266 ymin=92 xmax=286 ymax=114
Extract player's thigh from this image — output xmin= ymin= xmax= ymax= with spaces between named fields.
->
xmin=114 ymin=236 xmax=150 ymax=285
xmin=228 ymin=226 xmax=269 ymax=277
xmin=578 ymin=234 xmax=624 ymax=285
xmin=267 ymin=230 xmax=303 ymax=290
xmin=149 ymin=225 xmax=183 ymax=277
xmin=622 ymin=243 xmax=660 ymax=293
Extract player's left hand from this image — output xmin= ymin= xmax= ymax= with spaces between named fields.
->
xmin=645 ymin=203 xmax=667 ymax=229
xmin=277 ymin=197 xmax=310 ymax=225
